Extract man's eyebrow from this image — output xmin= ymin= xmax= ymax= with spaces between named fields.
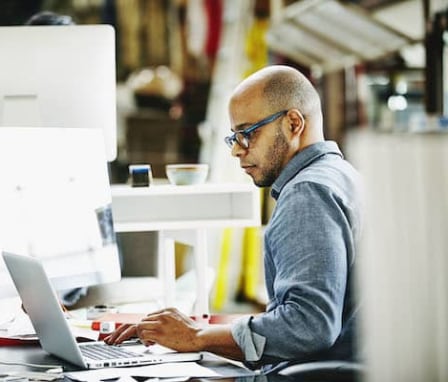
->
xmin=233 ymin=122 xmax=250 ymax=132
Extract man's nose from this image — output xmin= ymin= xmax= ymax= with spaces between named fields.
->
xmin=231 ymin=141 xmax=245 ymax=157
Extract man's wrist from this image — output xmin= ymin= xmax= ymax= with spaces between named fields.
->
xmin=195 ymin=324 xmax=244 ymax=360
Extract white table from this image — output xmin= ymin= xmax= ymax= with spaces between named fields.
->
xmin=110 ymin=183 xmax=261 ymax=318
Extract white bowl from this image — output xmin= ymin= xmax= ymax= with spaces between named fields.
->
xmin=165 ymin=164 xmax=209 ymax=186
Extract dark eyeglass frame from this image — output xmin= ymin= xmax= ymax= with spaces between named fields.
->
xmin=224 ymin=110 xmax=288 ymax=149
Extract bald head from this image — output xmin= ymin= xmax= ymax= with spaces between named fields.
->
xmin=230 ymin=65 xmax=324 ymax=143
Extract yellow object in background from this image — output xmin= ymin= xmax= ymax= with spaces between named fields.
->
xmin=244 ymin=17 xmax=269 ymax=77
xmin=211 ymin=227 xmax=234 ymax=311
xmin=212 ymin=226 xmax=263 ymax=311
xmin=238 ymin=226 xmax=262 ymax=301
xmin=212 ymin=188 xmax=265 ymax=311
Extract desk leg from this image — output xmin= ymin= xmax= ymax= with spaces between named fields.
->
xmin=158 ymin=231 xmax=176 ymax=308
xmin=194 ymin=228 xmax=210 ymax=320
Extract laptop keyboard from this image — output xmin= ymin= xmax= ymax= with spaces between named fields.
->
xmin=80 ymin=343 xmax=144 ymax=360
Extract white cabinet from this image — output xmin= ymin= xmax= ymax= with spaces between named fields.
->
xmin=111 ymin=183 xmax=261 ymax=318
xmin=111 ymin=183 xmax=261 ymax=231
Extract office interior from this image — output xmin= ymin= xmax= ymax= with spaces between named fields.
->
xmin=1 ymin=0 xmax=448 ymax=380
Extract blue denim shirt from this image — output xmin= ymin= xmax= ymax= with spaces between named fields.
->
xmin=230 ymin=141 xmax=362 ymax=369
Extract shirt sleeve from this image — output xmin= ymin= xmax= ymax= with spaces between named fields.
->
xmin=230 ymin=315 xmax=266 ymax=361
xmin=232 ymin=181 xmax=352 ymax=363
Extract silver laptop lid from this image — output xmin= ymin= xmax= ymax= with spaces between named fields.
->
xmin=2 ymin=251 xmax=203 ymax=369
xmin=2 ymin=251 xmax=86 ymax=368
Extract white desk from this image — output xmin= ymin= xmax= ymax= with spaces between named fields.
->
xmin=111 ymin=183 xmax=261 ymax=317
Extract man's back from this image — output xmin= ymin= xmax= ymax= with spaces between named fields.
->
xmin=254 ymin=141 xmax=362 ymax=365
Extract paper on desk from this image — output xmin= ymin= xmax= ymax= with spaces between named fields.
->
xmin=199 ymin=352 xmax=258 ymax=377
xmin=65 ymin=354 xmax=258 ymax=381
xmin=0 ymin=313 xmax=39 ymax=344
xmin=1 ymin=309 xmax=99 ymax=343
xmin=65 ymin=362 xmax=219 ymax=381
xmin=0 ymin=309 xmax=39 ymax=342
xmin=9 ymin=371 xmax=62 ymax=381
xmin=0 ymin=303 xmax=20 ymax=332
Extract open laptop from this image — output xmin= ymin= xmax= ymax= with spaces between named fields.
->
xmin=2 ymin=251 xmax=202 ymax=369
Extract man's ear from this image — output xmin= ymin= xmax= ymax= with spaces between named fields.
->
xmin=287 ymin=109 xmax=305 ymax=135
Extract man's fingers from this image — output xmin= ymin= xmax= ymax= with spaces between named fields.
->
xmin=104 ymin=324 xmax=136 ymax=344
xmin=136 ymin=321 xmax=158 ymax=337
xmin=114 ymin=325 xmax=138 ymax=344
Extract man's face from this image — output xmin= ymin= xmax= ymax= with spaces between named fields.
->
xmin=228 ymin=96 xmax=292 ymax=187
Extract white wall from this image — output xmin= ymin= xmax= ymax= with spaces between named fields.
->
xmin=346 ymin=130 xmax=448 ymax=381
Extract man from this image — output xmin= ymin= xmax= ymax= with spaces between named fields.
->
xmin=105 ymin=65 xmax=362 ymax=370
xmin=25 ymin=10 xmax=75 ymax=25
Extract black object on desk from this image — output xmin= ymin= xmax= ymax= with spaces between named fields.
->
xmin=129 ymin=164 xmax=152 ymax=187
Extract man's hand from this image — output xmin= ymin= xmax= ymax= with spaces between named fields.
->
xmin=104 ymin=307 xmax=244 ymax=361
xmin=103 ymin=323 xmax=148 ymax=346
xmin=104 ymin=308 xmax=202 ymax=351
xmin=136 ymin=307 xmax=203 ymax=351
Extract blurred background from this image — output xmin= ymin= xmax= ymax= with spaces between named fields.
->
xmin=2 ymin=0 xmax=448 ymax=379
xmin=2 ymin=0 xmax=443 ymax=180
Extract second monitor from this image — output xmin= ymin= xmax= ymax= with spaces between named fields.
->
xmin=0 ymin=25 xmax=117 ymax=161
xmin=0 ymin=127 xmax=121 ymax=299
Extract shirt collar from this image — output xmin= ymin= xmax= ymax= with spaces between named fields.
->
xmin=271 ymin=141 xmax=343 ymax=200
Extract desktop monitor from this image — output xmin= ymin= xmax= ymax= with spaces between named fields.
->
xmin=0 ymin=25 xmax=117 ymax=161
xmin=0 ymin=127 xmax=121 ymax=299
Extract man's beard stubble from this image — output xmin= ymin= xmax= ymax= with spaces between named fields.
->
xmin=253 ymin=127 xmax=289 ymax=188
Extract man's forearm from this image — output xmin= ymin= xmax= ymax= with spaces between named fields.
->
xmin=197 ymin=324 xmax=245 ymax=361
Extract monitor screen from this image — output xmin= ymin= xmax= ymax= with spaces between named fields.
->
xmin=0 ymin=25 xmax=117 ymax=161
xmin=0 ymin=127 xmax=121 ymax=299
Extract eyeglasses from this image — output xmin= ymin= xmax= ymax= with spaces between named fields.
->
xmin=224 ymin=110 xmax=288 ymax=149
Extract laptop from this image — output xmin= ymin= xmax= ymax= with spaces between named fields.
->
xmin=2 ymin=251 xmax=202 ymax=369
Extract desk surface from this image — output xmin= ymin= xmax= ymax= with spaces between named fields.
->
xmin=0 ymin=344 xmax=359 ymax=382
xmin=0 ymin=344 xmax=279 ymax=381
xmin=0 ymin=344 xmax=78 ymax=373
xmin=0 ymin=315 xmax=355 ymax=382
